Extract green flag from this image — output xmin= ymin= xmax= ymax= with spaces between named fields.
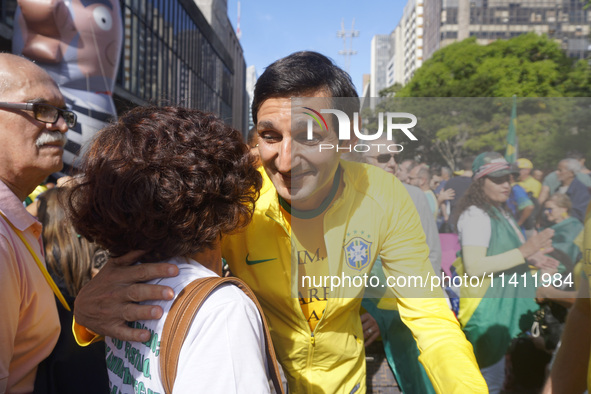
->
xmin=505 ymin=96 xmax=518 ymax=163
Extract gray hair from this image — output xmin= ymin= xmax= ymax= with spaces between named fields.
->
xmin=559 ymin=158 xmax=582 ymax=173
xmin=401 ymin=159 xmax=419 ymax=172
xmin=417 ymin=167 xmax=431 ymax=181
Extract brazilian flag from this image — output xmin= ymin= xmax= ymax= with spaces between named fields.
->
xmin=505 ymin=96 xmax=518 ymax=163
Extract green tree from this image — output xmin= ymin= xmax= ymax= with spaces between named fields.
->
xmin=379 ymin=83 xmax=403 ymax=97
xmin=374 ymin=33 xmax=591 ymax=169
xmin=398 ymin=34 xmax=580 ymax=98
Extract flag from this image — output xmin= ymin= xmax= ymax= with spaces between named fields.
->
xmin=505 ymin=96 xmax=518 ymax=163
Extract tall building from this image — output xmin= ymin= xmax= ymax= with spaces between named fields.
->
xmin=370 ymin=35 xmax=392 ymax=98
xmin=424 ymin=0 xmax=591 ymax=61
xmin=360 ymin=73 xmax=372 ymax=111
xmin=401 ymin=0 xmax=425 ymax=83
xmin=0 ymin=0 xmax=247 ymax=133
xmin=423 ymin=0 xmax=443 ymax=60
xmin=387 ymin=23 xmax=406 ymax=88
xmin=369 ymin=0 xmax=426 ymax=99
xmin=371 ymin=0 xmax=590 ymax=94
xmin=194 ymin=0 xmax=247 ymax=133
xmin=362 ymin=73 xmax=371 ymax=94
xmin=194 ymin=0 xmax=230 ymax=44
xmin=245 ymin=65 xmax=257 ymax=131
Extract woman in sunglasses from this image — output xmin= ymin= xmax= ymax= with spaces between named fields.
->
xmin=452 ymin=152 xmax=558 ymax=393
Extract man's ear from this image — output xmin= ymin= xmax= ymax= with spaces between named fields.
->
xmin=338 ymin=135 xmax=358 ymax=148
xmin=338 ymin=118 xmax=360 ymax=148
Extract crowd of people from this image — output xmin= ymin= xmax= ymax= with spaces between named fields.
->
xmin=1 ymin=50 xmax=590 ymax=394
xmin=351 ymin=140 xmax=590 ymax=393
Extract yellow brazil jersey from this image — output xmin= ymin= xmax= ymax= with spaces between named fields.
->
xmin=221 ymin=161 xmax=487 ymax=394
xmin=25 ymin=183 xmax=49 ymax=206
xmin=517 ymin=176 xmax=542 ymax=199
xmin=280 ymin=203 xmax=330 ymax=332
xmin=279 ymin=171 xmax=345 ymax=332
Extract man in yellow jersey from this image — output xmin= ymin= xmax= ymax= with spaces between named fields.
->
xmin=0 ymin=54 xmax=71 ymax=393
xmin=220 ymin=51 xmax=486 ymax=393
xmin=516 ymin=158 xmax=542 ymax=199
xmin=543 ymin=202 xmax=591 ymax=393
xmin=74 ymin=51 xmax=487 ymax=393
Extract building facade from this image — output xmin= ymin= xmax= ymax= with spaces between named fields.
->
xmin=245 ymin=65 xmax=257 ymax=131
xmin=386 ymin=25 xmax=405 ymax=88
xmin=370 ymin=0 xmax=590 ymax=96
xmin=369 ymin=0 xmax=427 ymax=99
xmin=370 ymin=34 xmax=392 ymax=97
xmin=401 ymin=0 xmax=425 ymax=83
xmin=0 ymin=0 xmax=248 ymax=134
xmin=427 ymin=0 xmax=591 ymax=60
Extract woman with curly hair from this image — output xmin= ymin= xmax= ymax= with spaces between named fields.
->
xmin=454 ymin=152 xmax=558 ymax=393
xmin=66 ymin=106 xmax=269 ymax=393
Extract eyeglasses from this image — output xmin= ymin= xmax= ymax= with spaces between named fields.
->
xmin=0 ymin=102 xmax=77 ymax=128
xmin=373 ymin=153 xmax=396 ymax=164
xmin=487 ymin=175 xmax=510 ymax=185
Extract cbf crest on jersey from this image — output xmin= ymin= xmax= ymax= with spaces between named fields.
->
xmin=344 ymin=237 xmax=372 ymax=271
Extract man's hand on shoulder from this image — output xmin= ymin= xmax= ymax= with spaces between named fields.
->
xmin=74 ymin=250 xmax=179 ymax=342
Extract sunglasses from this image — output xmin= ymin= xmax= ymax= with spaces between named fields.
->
xmin=487 ymin=175 xmax=510 ymax=185
xmin=0 ymin=102 xmax=77 ymax=128
xmin=373 ymin=153 xmax=396 ymax=164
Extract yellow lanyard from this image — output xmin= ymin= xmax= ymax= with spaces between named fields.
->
xmin=0 ymin=211 xmax=71 ymax=311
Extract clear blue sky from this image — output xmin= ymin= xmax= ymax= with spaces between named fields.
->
xmin=227 ymin=0 xmax=406 ymax=94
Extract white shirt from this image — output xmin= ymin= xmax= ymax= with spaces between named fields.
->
xmin=106 ymin=257 xmax=270 ymax=394
xmin=458 ymin=206 xmax=525 ymax=248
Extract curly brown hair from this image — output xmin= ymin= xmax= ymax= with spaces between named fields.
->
xmin=453 ymin=177 xmax=506 ymax=225
xmin=66 ymin=106 xmax=262 ymax=262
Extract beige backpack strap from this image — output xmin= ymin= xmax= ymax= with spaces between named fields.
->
xmin=159 ymin=276 xmax=284 ymax=394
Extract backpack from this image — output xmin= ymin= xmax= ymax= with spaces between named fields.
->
xmin=159 ymin=276 xmax=285 ymax=394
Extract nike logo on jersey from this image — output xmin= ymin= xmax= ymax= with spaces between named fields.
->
xmin=245 ymin=253 xmax=277 ymax=265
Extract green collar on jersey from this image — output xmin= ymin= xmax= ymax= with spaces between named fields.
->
xmin=278 ymin=165 xmax=342 ymax=220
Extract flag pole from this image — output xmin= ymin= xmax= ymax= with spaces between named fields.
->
xmin=504 ymin=95 xmax=518 ymax=163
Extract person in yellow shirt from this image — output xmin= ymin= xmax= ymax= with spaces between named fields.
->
xmin=73 ymin=51 xmax=487 ymax=393
xmin=516 ymin=158 xmax=542 ymax=199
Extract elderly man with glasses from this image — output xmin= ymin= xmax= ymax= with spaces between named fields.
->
xmin=0 ymin=53 xmax=74 ymax=393
xmin=0 ymin=102 xmax=76 ymax=129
